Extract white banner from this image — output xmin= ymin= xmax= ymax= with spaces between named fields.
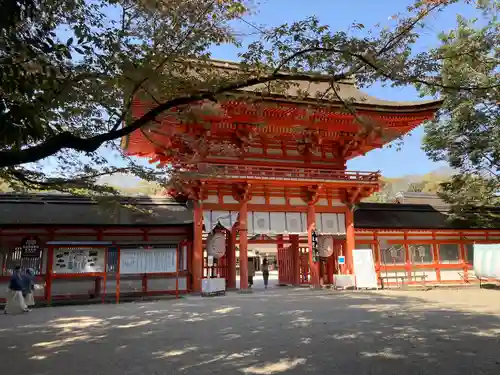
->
xmin=352 ymin=249 xmax=378 ymax=289
xmin=473 ymin=243 xmax=500 ymax=279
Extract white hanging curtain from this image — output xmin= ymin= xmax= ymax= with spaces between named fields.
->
xmin=246 ymin=211 xmax=307 ymax=235
xmin=203 ymin=210 xmax=238 ymax=233
xmin=315 ymin=213 xmax=346 ymax=235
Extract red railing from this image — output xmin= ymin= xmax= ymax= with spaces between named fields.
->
xmin=182 ymin=163 xmax=380 ymax=183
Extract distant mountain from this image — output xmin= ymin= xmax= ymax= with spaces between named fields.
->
xmin=0 ymin=167 xmax=454 ymax=199
xmin=97 ymin=173 xmax=143 ymax=189
xmin=363 ymin=167 xmax=453 ymax=203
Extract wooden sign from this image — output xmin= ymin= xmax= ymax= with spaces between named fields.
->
xmin=21 ymin=236 xmax=42 ymax=258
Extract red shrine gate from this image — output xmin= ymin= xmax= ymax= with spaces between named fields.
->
xmin=124 ymin=61 xmax=442 ymax=292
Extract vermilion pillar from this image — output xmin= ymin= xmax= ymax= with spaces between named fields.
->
xmin=327 ymin=255 xmax=334 ymax=284
xmin=345 ymin=208 xmax=355 ymax=274
xmin=239 ymin=200 xmax=249 ymax=290
xmin=307 ymin=203 xmax=320 ymax=287
xmin=192 ymin=200 xmax=203 ymax=293
xmin=226 ymin=227 xmax=237 ymax=289
xmin=290 ymin=234 xmax=300 ymax=285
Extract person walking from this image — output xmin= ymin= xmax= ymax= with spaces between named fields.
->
xmin=248 ymin=257 xmax=255 ymax=288
xmin=23 ymin=268 xmax=36 ymax=308
xmin=4 ymin=266 xmax=29 ymax=314
xmin=262 ymin=258 xmax=270 ymax=289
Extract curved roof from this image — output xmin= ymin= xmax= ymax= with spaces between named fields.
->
xmin=200 ymin=59 xmax=443 ymax=112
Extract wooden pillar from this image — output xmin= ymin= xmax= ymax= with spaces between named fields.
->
xmin=291 ymin=234 xmax=300 ymax=285
xmin=460 ymin=232 xmax=468 ymax=282
xmin=192 ymin=200 xmax=204 ymax=293
xmin=45 ymin=246 xmax=54 ymax=305
xmin=226 ymin=227 xmax=237 ymax=289
xmin=374 ymin=233 xmax=381 ymax=285
xmin=116 ymin=246 xmax=121 ymax=304
xmin=239 ymin=200 xmax=249 ymax=290
xmin=277 ymin=234 xmax=284 ymax=256
xmin=404 ymin=232 xmax=412 ymax=282
xmin=307 ymin=203 xmax=320 ymax=286
xmin=345 ymin=208 xmax=355 ymax=274
xmin=327 ymin=255 xmax=334 ymax=284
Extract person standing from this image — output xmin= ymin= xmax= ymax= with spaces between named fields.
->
xmin=4 ymin=266 xmax=29 ymax=314
xmin=248 ymin=257 xmax=255 ymax=288
xmin=23 ymin=268 xmax=36 ymax=308
xmin=262 ymin=258 xmax=270 ymax=289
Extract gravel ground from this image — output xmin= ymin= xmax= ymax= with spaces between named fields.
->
xmin=1 ymin=288 xmax=500 ymax=375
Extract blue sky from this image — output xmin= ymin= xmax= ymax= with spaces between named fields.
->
xmin=207 ymin=0 xmax=476 ymax=177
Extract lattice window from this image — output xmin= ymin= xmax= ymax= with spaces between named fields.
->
xmin=439 ymin=244 xmax=460 ymax=264
xmin=380 ymin=244 xmax=406 ymax=265
xmin=410 ymin=244 xmax=433 ymax=264
xmin=2 ymin=247 xmax=45 ymax=276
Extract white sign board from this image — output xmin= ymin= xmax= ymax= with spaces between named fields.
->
xmin=334 ymin=274 xmax=355 ymax=289
xmin=202 ymin=278 xmax=226 ymax=294
xmin=473 ymin=243 xmax=500 ymax=279
xmin=53 ymin=247 xmax=105 ymax=274
xmin=120 ymin=247 xmax=177 ymax=274
xmin=352 ymin=249 xmax=378 ymax=289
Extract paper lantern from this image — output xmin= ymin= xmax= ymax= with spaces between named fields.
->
xmin=206 ymin=231 xmax=226 ymax=259
xmin=318 ymin=235 xmax=334 ymax=258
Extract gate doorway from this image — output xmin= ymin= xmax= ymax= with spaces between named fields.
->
xmin=277 ymin=244 xmax=294 ymax=285
xmin=299 ymin=247 xmax=310 ymax=284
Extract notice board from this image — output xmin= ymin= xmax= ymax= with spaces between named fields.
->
xmin=53 ymin=247 xmax=105 ymax=274
xmin=352 ymin=248 xmax=378 ymax=289
xmin=120 ymin=247 xmax=177 ymax=274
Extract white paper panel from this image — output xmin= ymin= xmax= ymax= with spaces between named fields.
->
xmin=246 ymin=212 xmax=253 ymax=235
xmin=337 ymin=213 xmax=346 ymax=233
xmin=314 ymin=213 xmax=346 ymax=235
xmin=270 ymin=212 xmax=286 ymax=233
xmin=203 ymin=210 xmax=238 ymax=232
xmin=321 ymin=213 xmax=339 ymax=234
xmin=203 ymin=211 xmax=211 ymax=232
xmin=253 ymin=212 xmax=271 ymax=234
xmin=286 ymin=212 xmax=306 ymax=234
xmin=120 ymin=247 xmax=177 ymax=274
xmin=315 ymin=213 xmax=322 ymax=232
xmin=246 ymin=212 xmax=308 ymax=235
xmin=301 ymin=213 xmax=308 ymax=232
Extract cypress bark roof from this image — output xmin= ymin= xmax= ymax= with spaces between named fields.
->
xmin=0 ymin=193 xmax=496 ymax=230
xmin=354 ymin=202 xmax=499 ymax=230
xmin=0 ymin=193 xmax=192 ymax=226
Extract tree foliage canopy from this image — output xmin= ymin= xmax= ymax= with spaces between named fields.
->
xmin=422 ymin=1 xmax=500 ymax=226
xmin=0 ymin=0 xmax=497 ymax=223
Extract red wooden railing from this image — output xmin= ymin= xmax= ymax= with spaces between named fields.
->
xmin=182 ymin=163 xmax=380 ymax=183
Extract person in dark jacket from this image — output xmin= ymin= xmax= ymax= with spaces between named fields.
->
xmin=4 ymin=266 xmax=29 ymax=314
xmin=262 ymin=258 xmax=270 ymax=289
xmin=23 ymin=268 xmax=36 ymax=307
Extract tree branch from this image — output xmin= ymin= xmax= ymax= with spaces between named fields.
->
xmin=0 ymin=71 xmax=348 ymax=168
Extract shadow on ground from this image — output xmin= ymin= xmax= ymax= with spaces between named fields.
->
xmin=1 ymin=289 xmax=500 ymax=374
